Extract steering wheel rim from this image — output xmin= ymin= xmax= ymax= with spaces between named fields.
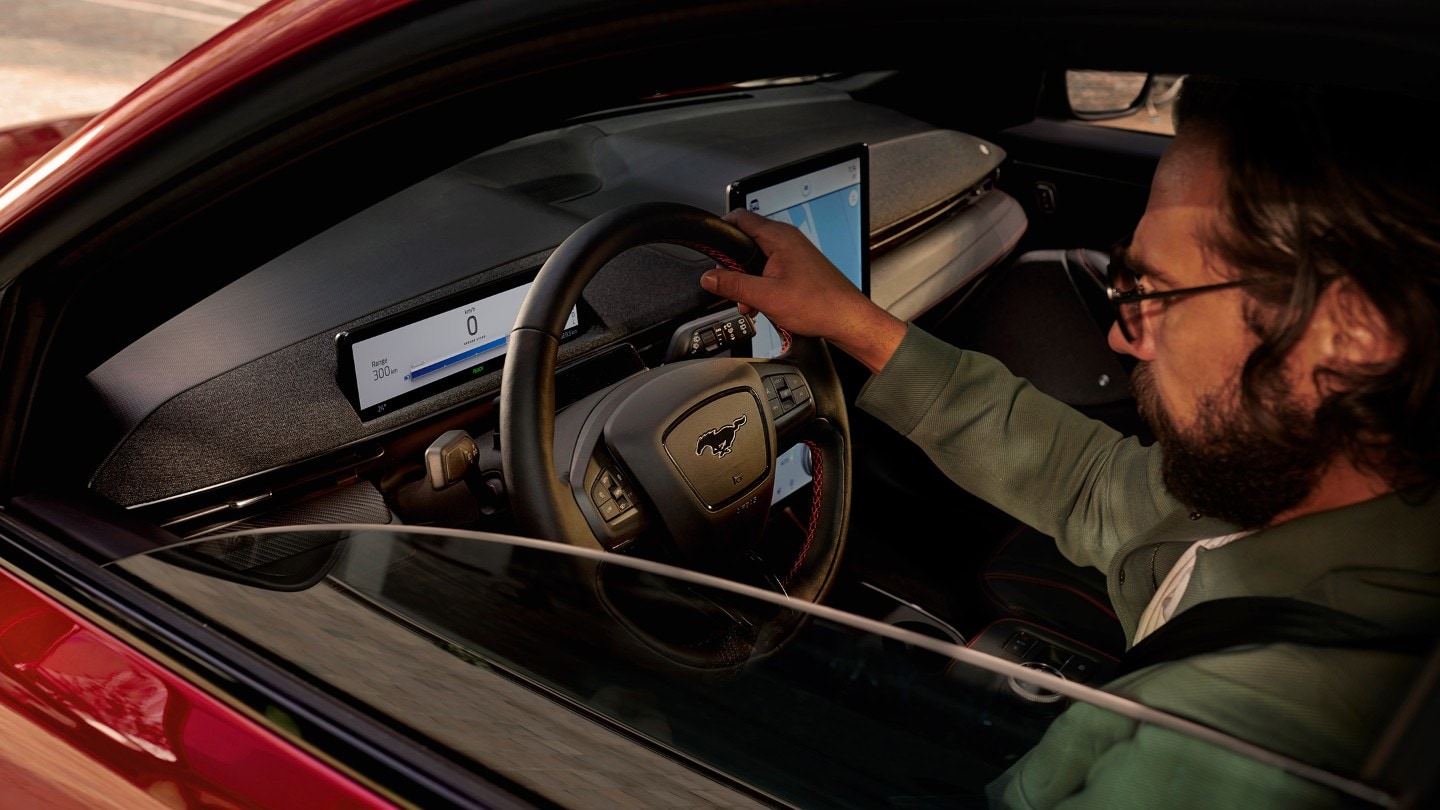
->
xmin=500 ymin=201 xmax=851 ymax=667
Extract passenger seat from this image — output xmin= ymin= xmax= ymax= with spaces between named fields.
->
xmin=943 ymin=246 xmax=1142 ymax=659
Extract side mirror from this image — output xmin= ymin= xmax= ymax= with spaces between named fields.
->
xmin=1065 ymin=71 xmax=1185 ymax=131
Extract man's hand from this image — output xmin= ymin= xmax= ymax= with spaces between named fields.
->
xmin=701 ymin=209 xmax=907 ymax=373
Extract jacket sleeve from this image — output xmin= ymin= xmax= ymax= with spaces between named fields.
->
xmin=855 ymin=324 xmax=1185 ymax=572
xmin=986 ymin=702 xmax=1350 ymax=809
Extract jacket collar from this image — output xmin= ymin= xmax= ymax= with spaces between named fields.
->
xmin=1174 ymin=483 xmax=1440 ymax=631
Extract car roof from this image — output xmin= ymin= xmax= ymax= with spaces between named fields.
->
xmin=1 ymin=0 xmax=1436 ymax=247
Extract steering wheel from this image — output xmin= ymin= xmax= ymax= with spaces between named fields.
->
xmin=500 ymin=201 xmax=852 ymax=669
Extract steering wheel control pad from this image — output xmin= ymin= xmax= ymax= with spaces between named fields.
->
xmin=594 ymin=360 xmax=778 ymax=559
xmin=761 ymin=371 xmax=811 ymax=421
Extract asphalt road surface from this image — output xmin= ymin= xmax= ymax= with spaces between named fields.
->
xmin=0 ymin=0 xmax=268 ymax=130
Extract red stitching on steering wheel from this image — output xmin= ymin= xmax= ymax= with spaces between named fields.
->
xmin=783 ymin=440 xmax=822 ymax=586
xmin=775 ymin=324 xmax=793 ymax=354
xmin=677 ymin=241 xmax=745 ymax=273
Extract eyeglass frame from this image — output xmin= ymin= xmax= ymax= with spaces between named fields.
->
xmin=1106 ymin=236 xmax=1258 ymax=342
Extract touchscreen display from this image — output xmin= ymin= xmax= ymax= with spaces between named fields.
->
xmin=726 ymin=143 xmax=869 ymax=360
xmin=726 ymin=143 xmax=869 ymax=504
xmin=336 ymin=277 xmax=580 ymax=420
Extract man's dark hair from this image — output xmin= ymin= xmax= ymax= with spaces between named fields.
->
xmin=1174 ymin=74 xmax=1440 ymax=489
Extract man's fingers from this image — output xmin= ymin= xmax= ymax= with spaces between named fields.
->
xmin=723 ymin=207 xmax=758 ymax=226
xmin=724 ymin=208 xmax=789 ymax=251
xmin=701 ymin=267 xmax=759 ymax=316
xmin=701 ymin=266 xmax=745 ymax=298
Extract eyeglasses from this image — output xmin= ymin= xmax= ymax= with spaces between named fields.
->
xmin=1106 ymin=236 xmax=1256 ymax=342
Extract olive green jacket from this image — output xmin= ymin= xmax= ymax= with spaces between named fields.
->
xmin=855 ymin=325 xmax=1440 ymax=809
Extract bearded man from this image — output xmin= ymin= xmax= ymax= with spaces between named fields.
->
xmin=699 ymin=74 xmax=1439 ymax=807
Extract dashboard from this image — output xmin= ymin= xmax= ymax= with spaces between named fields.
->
xmin=82 ymin=79 xmax=1026 ymax=537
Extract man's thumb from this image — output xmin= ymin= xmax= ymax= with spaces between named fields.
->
xmin=701 ymin=268 xmax=735 ymax=297
xmin=701 ymin=268 xmax=759 ymax=316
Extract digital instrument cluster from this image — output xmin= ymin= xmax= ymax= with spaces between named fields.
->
xmin=336 ymin=275 xmax=580 ymax=420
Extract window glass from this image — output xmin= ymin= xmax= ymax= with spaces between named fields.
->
xmin=116 ymin=527 xmax=1390 ymax=808
xmin=1066 ymin=71 xmax=1185 ymax=135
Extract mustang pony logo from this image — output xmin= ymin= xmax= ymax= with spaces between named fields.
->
xmin=695 ymin=415 xmax=747 ymax=459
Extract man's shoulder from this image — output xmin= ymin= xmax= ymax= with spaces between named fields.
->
xmin=990 ymin=693 xmax=1351 ymax=809
xmin=1112 ymin=642 xmax=1419 ymax=773
xmin=991 ymin=644 xmax=1413 ymax=808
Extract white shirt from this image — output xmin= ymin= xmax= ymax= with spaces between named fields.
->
xmin=1132 ymin=530 xmax=1255 ymax=644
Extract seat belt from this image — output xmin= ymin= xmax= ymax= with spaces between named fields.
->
xmin=1112 ymin=596 xmax=1437 ymax=679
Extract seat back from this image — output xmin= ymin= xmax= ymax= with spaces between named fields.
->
xmin=942 ymin=247 xmax=1142 ymax=658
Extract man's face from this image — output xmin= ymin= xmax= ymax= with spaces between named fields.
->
xmin=1110 ymin=129 xmax=1326 ymax=529
xmin=1129 ymin=362 xmax=1325 ymax=530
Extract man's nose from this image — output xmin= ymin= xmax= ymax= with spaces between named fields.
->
xmin=1108 ymin=320 xmax=1149 ymax=359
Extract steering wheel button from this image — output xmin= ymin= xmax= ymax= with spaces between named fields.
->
xmin=598 ymin=498 xmax=622 ymax=520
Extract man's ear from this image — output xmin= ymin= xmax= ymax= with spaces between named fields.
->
xmin=1310 ymin=277 xmax=1402 ymax=371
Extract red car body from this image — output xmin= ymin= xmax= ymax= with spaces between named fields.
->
xmin=0 ymin=0 xmax=409 ymax=233
xmin=0 ymin=2 xmax=420 ymax=804
xmin=0 ymin=567 xmax=395 ymax=807
xmin=0 ymin=116 xmax=92 ymax=191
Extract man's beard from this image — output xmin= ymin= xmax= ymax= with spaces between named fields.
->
xmin=1131 ymin=362 xmax=1326 ymax=529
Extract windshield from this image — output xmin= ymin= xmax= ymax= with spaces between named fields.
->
xmin=112 ymin=527 xmax=1390 ymax=808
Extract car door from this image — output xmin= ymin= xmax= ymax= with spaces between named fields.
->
xmin=994 ymin=70 xmax=1173 ymax=255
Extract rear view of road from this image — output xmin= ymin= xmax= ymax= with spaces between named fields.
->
xmin=0 ymin=0 xmax=267 ymax=130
